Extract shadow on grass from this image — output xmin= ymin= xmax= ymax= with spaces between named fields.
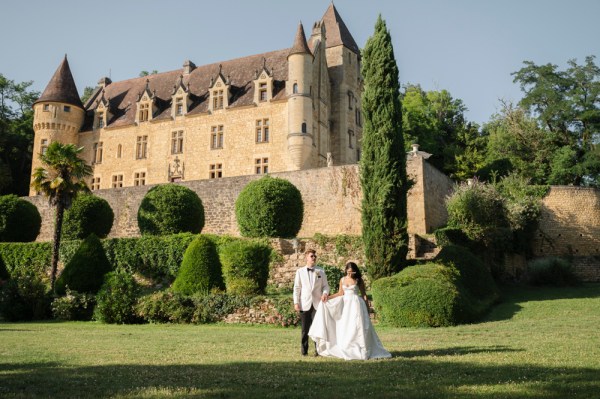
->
xmin=0 ymin=357 xmax=598 ymax=399
xmin=483 ymin=283 xmax=600 ymax=323
xmin=395 ymin=345 xmax=522 ymax=358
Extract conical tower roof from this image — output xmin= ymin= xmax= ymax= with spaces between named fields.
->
xmin=288 ymin=23 xmax=312 ymax=57
xmin=34 ymin=55 xmax=83 ymax=108
xmin=321 ymin=3 xmax=359 ymax=54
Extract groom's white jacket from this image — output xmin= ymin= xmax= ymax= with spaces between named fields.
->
xmin=293 ymin=266 xmax=330 ymax=311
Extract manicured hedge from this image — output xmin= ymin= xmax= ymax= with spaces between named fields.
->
xmin=138 ymin=184 xmax=204 ymax=236
xmin=172 ymin=235 xmax=224 ymax=295
xmin=220 ymin=240 xmax=271 ymax=295
xmin=235 ymin=176 xmax=303 ymax=238
xmin=56 ymin=234 xmax=112 ymax=295
xmin=0 ymin=194 xmax=41 ymax=242
xmin=372 ymin=263 xmax=467 ymax=327
xmin=62 ymin=194 xmax=114 ymax=240
xmin=0 ymin=242 xmax=51 ymax=277
xmin=372 ymin=244 xmax=499 ymax=328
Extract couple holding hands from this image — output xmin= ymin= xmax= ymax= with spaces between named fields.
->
xmin=293 ymin=249 xmax=391 ymax=360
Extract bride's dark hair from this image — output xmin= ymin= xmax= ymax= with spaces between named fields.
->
xmin=345 ymin=262 xmax=362 ymax=281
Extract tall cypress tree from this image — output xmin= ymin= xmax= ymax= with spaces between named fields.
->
xmin=360 ymin=15 xmax=409 ymax=280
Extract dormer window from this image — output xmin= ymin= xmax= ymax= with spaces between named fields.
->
xmin=97 ymin=112 xmax=105 ymax=129
xmin=259 ymin=83 xmax=268 ymax=102
xmin=213 ymin=89 xmax=224 ymax=110
xmin=175 ymin=98 xmax=183 ymax=115
xmin=139 ymin=103 xmax=149 ymax=122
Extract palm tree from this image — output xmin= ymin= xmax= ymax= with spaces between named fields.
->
xmin=31 ymin=142 xmax=92 ymax=293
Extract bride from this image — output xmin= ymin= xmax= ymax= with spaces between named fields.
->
xmin=308 ymin=262 xmax=391 ymax=360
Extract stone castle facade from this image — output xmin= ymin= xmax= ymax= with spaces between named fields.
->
xmin=30 ymin=4 xmax=363 ymax=195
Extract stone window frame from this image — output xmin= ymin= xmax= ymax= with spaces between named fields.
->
xmin=91 ymin=176 xmax=101 ymax=191
xmin=175 ymin=97 xmax=184 ymax=116
xmin=63 ymin=105 xmax=71 ymax=113
xmin=348 ymin=91 xmax=353 ymax=110
xmin=138 ymin=103 xmax=150 ymax=122
xmin=209 ymin=163 xmax=223 ymax=179
xmin=134 ymin=171 xmax=146 ymax=186
xmin=259 ymin=82 xmax=268 ymax=102
xmin=117 ymin=144 xmax=122 ymax=158
xmin=171 ymin=130 xmax=184 ymax=154
xmin=211 ymin=125 xmax=224 ymax=149
xmin=136 ymin=135 xmax=148 ymax=159
xmin=256 ymin=118 xmax=270 ymax=143
xmin=96 ymin=111 xmax=105 ymax=129
xmin=93 ymin=141 xmax=103 ymax=164
xmin=348 ymin=130 xmax=354 ymax=149
xmin=111 ymin=174 xmax=123 ymax=188
xmin=212 ymin=89 xmax=224 ymax=110
xmin=255 ymin=157 xmax=269 ymax=174
xmin=43 ymin=104 xmax=50 ymax=112
xmin=40 ymin=138 xmax=49 ymax=155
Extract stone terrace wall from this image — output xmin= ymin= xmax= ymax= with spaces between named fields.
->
xmin=27 ymin=165 xmax=364 ymax=241
xmin=532 ymin=186 xmax=600 ymax=281
xmin=406 ymin=154 xmax=453 ymax=235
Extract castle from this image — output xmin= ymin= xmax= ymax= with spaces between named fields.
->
xmin=29 ymin=4 xmax=363 ymax=195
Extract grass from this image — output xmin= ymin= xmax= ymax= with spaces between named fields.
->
xmin=1 ymin=284 xmax=600 ymax=398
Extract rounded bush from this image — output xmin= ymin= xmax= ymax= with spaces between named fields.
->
xmin=235 ymin=176 xmax=303 ymax=238
xmin=138 ymin=184 xmax=204 ymax=236
xmin=0 ymin=195 xmax=41 ymax=242
xmin=171 ymin=235 xmax=223 ymax=295
xmin=135 ymin=290 xmax=194 ymax=323
xmin=0 ymin=271 xmax=51 ymax=321
xmin=371 ymin=263 xmax=468 ymax=327
xmin=62 ymin=194 xmax=114 ymax=240
xmin=220 ymin=240 xmax=271 ymax=295
xmin=94 ymin=270 xmax=141 ymax=324
xmin=55 ymin=233 xmax=112 ymax=295
xmin=435 ymin=245 xmax=499 ymax=309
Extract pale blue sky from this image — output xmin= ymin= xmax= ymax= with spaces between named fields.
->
xmin=1 ymin=0 xmax=598 ymax=125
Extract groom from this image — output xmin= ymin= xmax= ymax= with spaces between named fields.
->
xmin=293 ymin=249 xmax=329 ymax=356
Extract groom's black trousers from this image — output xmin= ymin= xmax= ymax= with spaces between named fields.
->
xmin=300 ymin=306 xmax=317 ymax=355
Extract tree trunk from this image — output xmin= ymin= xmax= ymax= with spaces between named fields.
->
xmin=50 ymin=203 xmax=64 ymax=295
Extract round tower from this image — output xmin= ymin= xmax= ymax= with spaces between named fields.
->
xmin=286 ymin=23 xmax=314 ymax=171
xmin=30 ymin=55 xmax=85 ymax=195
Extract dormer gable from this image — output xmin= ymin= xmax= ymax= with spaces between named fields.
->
xmin=135 ymin=79 xmax=157 ymax=123
xmin=253 ymin=58 xmax=274 ymax=104
xmin=209 ymin=65 xmax=230 ymax=112
xmin=171 ymin=75 xmax=190 ymax=118
xmin=94 ymin=92 xmax=112 ymax=129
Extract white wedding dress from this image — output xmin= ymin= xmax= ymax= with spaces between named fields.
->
xmin=308 ymin=284 xmax=391 ymax=360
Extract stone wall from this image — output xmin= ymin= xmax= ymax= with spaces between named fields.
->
xmin=531 ymin=186 xmax=600 ymax=281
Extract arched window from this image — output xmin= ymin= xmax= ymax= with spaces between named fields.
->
xmin=293 ymin=83 xmax=298 ymax=94
xmin=301 ymin=123 xmax=307 ymax=133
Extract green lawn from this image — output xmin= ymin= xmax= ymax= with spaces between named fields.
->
xmin=1 ymin=284 xmax=600 ymax=398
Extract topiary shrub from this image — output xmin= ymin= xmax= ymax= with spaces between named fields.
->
xmin=0 ymin=194 xmax=41 ymax=242
xmin=235 ymin=176 xmax=303 ymax=238
xmin=372 ymin=263 xmax=467 ymax=327
xmin=138 ymin=184 xmax=204 ymax=236
xmin=219 ymin=240 xmax=271 ymax=295
xmin=62 ymin=194 xmax=114 ymax=240
xmin=526 ymin=257 xmax=579 ymax=286
xmin=55 ymin=233 xmax=112 ymax=295
xmin=171 ymin=235 xmax=223 ymax=295
xmin=0 ymin=270 xmax=51 ymax=321
xmin=435 ymin=245 xmax=499 ymax=316
xmin=94 ymin=270 xmax=141 ymax=324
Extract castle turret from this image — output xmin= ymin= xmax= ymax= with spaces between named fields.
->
xmin=286 ymin=23 xmax=314 ymax=170
xmin=321 ymin=3 xmax=362 ymax=165
xmin=30 ymin=55 xmax=85 ymax=194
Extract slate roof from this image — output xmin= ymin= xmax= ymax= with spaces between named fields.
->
xmin=321 ymin=3 xmax=359 ymax=54
xmin=82 ymin=49 xmax=290 ymax=131
xmin=34 ymin=55 xmax=84 ymax=109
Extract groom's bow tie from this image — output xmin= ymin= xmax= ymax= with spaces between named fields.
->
xmin=307 ymin=268 xmax=315 ymax=272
